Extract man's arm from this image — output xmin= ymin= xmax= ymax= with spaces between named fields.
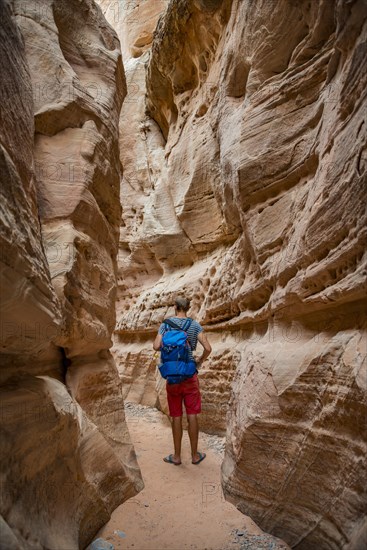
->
xmin=153 ymin=333 xmax=162 ymax=351
xmin=197 ymin=331 xmax=212 ymax=366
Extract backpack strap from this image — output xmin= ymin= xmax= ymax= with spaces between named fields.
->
xmin=163 ymin=318 xmax=192 ymax=332
xmin=163 ymin=318 xmax=182 ymax=330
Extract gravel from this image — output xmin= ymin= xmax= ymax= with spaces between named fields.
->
xmin=124 ymin=402 xmax=163 ymax=423
xmin=229 ymin=529 xmax=290 ymax=550
xmin=202 ymin=433 xmax=226 ymax=456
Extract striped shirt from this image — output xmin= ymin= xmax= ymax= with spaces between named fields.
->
xmin=158 ymin=317 xmax=203 ymax=361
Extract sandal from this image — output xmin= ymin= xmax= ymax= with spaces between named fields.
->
xmin=192 ymin=452 xmax=206 ymax=465
xmin=163 ymin=454 xmax=182 ymax=465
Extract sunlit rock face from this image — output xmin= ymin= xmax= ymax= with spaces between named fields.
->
xmin=0 ymin=0 xmax=142 ymax=548
xmin=103 ymin=0 xmax=367 ymax=547
xmin=97 ymin=0 xmax=168 ymax=60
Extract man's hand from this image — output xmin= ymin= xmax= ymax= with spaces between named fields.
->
xmin=197 ymin=332 xmax=212 ymax=366
xmin=153 ymin=333 xmax=162 ymax=351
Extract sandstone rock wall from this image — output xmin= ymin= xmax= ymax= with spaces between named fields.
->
xmin=97 ymin=0 xmax=168 ymax=60
xmin=106 ymin=0 xmax=367 ymax=547
xmin=0 ymin=1 xmax=142 ymax=548
xmin=95 ymin=0 xmax=169 ymax=410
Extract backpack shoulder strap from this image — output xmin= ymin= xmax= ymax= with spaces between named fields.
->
xmin=163 ymin=318 xmax=182 ymax=330
xmin=163 ymin=318 xmax=192 ymax=332
xmin=183 ymin=318 xmax=192 ymax=348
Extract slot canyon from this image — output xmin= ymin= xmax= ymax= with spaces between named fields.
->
xmin=0 ymin=0 xmax=366 ymax=549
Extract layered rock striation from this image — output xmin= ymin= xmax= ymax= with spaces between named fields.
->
xmin=108 ymin=0 xmax=367 ymax=547
xmin=0 ymin=1 xmax=142 ymax=548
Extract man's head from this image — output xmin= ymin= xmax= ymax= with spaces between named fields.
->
xmin=174 ymin=296 xmax=190 ymax=313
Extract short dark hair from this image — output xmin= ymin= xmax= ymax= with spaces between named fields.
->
xmin=174 ymin=296 xmax=190 ymax=312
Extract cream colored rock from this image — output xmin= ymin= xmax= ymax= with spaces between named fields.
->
xmin=14 ymin=0 xmax=125 ymax=359
xmin=96 ymin=0 xmax=171 ymax=408
xmin=0 ymin=375 xmax=138 ymax=550
xmin=107 ymin=0 xmax=366 ymax=547
xmin=1 ymin=0 xmax=142 ymax=547
xmin=97 ymin=0 xmax=168 ymax=60
xmin=222 ymin=319 xmax=367 ymax=549
xmin=95 ymin=0 xmax=168 ymax=324
xmin=0 ymin=0 xmax=61 ymax=374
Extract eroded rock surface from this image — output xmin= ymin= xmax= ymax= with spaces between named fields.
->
xmin=0 ymin=0 xmax=142 ymax=548
xmin=105 ymin=0 xmax=367 ymax=547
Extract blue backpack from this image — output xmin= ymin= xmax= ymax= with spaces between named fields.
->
xmin=159 ymin=318 xmax=197 ymax=384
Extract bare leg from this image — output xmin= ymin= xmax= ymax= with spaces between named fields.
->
xmin=171 ymin=416 xmax=183 ymax=463
xmin=187 ymin=414 xmax=200 ymax=461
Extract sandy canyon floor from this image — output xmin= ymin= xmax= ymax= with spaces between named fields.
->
xmin=88 ymin=403 xmax=290 ymax=550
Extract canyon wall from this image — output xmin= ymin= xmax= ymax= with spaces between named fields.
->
xmin=0 ymin=1 xmax=142 ymax=548
xmin=104 ymin=0 xmax=367 ymax=548
xmin=96 ymin=0 xmax=170 ymax=412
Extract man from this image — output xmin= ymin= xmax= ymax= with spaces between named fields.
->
xmin=153 ymin=296 xmax=212 ymax=465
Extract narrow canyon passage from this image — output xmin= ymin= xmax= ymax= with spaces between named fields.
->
xmin=89 ymin=404 xmax=290 ymax=550
xmin=1 ymin=0 xmax=366 ymax=549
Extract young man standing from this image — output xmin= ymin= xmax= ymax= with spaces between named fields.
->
xmin=153 ymin=296 xmax=212 ymax=465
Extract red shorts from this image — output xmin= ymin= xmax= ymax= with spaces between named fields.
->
xmin=166 ymin=374 xmax=201 ymax=417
